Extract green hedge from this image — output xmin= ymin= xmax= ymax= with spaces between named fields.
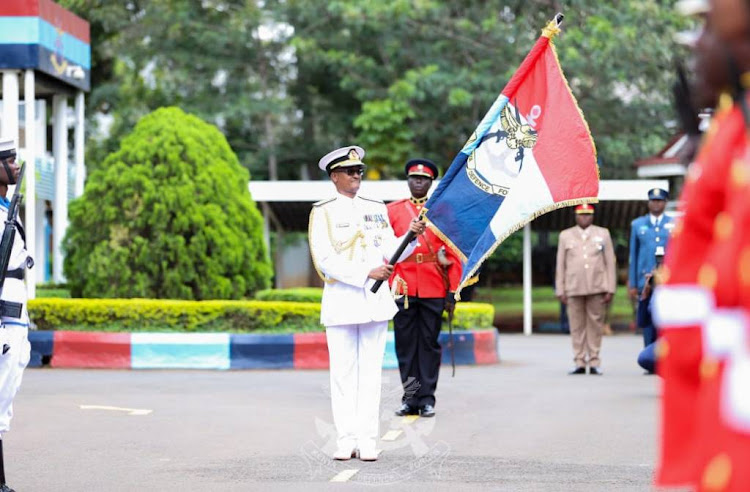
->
xmin=28 ymin=298 xmax=494 ymax=334
xmin=255 ymin=287 xmax=323 ymax=303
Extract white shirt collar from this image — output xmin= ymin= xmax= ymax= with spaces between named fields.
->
xmin=335 ymin=191 xmax=357 ymax=204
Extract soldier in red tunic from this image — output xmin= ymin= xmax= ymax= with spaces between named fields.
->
xmin=653 ymin=0 xmax=750 ymax=488
xmin=387 ymin=159 xmax=462 ymax=418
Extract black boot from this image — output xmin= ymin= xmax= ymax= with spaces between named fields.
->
xmin=0 ymin=439 xmax=15 ymax=492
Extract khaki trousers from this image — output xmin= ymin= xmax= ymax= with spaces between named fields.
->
xmin=567 ymin=294 xmax=606 ymax=368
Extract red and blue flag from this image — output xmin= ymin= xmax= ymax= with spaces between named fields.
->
xmin=424 ymin=15 xmax=599 ymax=296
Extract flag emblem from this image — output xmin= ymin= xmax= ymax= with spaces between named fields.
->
xmin=466 ymin=101 xmax=540 ymax=196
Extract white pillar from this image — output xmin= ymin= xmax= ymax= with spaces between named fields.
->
xmin=35 ymin=199 xmax=46 ymax=284
xmin=36 ymin=99 xmax=46 ymax=156
xmin=523 ymin=223 xmax=532 ymax=336
xmin=23 ymin=70 xmax=36 ymax=299
xmin=34 ymin=99 xmax=47 ymax=285
xmin=74 ymin=91 xmax=85 ymax=197
xmin=1 ymin=71 xmax=20 ymax=144
xmin=52 ymin=95 xmax=68 ymax=283
xmin=260 ymin=202 xmax=271 ymax=261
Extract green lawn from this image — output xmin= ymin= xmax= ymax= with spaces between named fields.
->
xmin=473 ymin=285 xmax=634 ymax=323
xmin=36 ymin=288 xmax=71 ymax=298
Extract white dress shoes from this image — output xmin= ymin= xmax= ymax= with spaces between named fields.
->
xmin=357 ymin=446 xmax=379 ymax=461
xmin=333 ymin=446 xmax=357 ymax=460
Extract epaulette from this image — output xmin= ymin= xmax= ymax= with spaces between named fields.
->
xmin=313 ymin=197 xmax=336 ymax=207
xmin=358 ymin=195 xmax=384 ymax=204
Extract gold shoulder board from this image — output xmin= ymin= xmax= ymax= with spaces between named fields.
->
xmin=313 ymin=197 xmax=336 ymax=207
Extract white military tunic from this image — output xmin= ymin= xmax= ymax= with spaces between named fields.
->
xmin=0 ymin=197 xmax=31 ymax=436
xmin=309 ymin=192 xmax=417 ymax=452
xmin=309 ymin=193 xmax=417 ymax=326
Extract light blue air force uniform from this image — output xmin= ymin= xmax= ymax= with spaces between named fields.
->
xmin=628 ymin=214 xmax=674 ymax=292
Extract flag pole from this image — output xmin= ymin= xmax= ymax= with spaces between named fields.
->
xmin=370 ymin=209 xmax=426 ymax=293
xmin=523 ymin=223 xmax=532 ymax=336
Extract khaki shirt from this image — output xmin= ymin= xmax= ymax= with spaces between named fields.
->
xmin=555 ymin=224 xmax=616 ymax=297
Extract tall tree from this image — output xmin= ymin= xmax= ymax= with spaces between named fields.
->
xmin=65 ymin=0 xmax=687 ymax=180
xmin=284 ymin=0 xmax=688 ymax=178
xmin=61 ymin=0 xmax=294 ymax=180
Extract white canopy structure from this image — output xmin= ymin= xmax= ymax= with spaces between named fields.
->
xmin=249 ymin=179 xmax=669 ymax=335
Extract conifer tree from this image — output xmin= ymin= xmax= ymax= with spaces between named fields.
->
xmin=63 ymin=107 xmax=272 ymax=299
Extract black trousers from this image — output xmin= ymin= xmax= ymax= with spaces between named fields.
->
xmin=394 ymin=297 xmax=445 ymax=407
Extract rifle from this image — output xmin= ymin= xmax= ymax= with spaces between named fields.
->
xmin=0 ymin=163 xmax=26 ymax=304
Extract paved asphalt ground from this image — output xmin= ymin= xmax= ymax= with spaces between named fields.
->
xmin=6 ymin=333 xmax=661 ymax=491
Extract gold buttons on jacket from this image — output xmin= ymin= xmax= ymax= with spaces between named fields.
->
xmin=701 ymin=453 xmax=732 ymax=492
xmin=739 ymin=247 xmax=750 ymax=287
xmin=698 ymin=264 xmax=718 ymax=290
xmin=713 ymin=212 xmax=733 ymax=241
xmin=655 ymin=339 xmax=669 ymax=360
xmin=699 ymin=358 xmax=719 ymax=380
xmin=731 ymin=159 xmax=748 ymax=188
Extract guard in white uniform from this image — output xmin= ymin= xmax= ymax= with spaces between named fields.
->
xmin=0 ymin=138 xmax=31 ymax=492
xmin=309 ymin=145 xmax=425 ymax=462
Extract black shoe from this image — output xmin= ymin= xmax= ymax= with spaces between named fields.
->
xmin=589 ymin=367 xmax=603 ymax=375
xmin=395 ymin=403 xmax=418 ymax=416
xmin=1 ymin=484 xmax=17 ymax=492
xmin=568 ymin=366 xmax=586 ymax=375
xmin=420 ymin=404 xmax=435 ymax=418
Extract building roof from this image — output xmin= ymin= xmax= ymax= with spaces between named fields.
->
xmin=0 ymin=0 xmax=91 ymax=92
xmin=248 ymin=179 xmax=670 ymax=232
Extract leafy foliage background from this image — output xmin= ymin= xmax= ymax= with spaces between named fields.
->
xmin=61 ymin=0 xmax=687 ymax=180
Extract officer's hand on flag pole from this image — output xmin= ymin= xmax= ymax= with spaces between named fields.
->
xmin=368 ymin=264 xmax=394 ymax=281
xmin=409 ymin=218 xmax=426 ymax=235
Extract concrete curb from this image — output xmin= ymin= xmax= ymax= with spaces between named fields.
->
xmin=28 ymin=329 xmax=500 ymax=370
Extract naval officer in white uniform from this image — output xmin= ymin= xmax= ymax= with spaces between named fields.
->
xmin=0 ymin=137 xmax=31 ymax=492
xmin=308 ymin=145 xmax=425 ymax=462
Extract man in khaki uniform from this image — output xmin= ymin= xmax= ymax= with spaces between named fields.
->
xmin=555 ymin=204 xmax=616 ymax=375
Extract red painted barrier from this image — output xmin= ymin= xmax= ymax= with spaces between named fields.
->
xmin=293 ymin=332 xmax=329 ymax=369
xmin=51 ymin=331 xmax=131 ymax=368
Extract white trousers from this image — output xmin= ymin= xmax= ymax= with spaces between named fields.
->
xmin=0 ymin=322 xmax=30 ymax=436
xmin=326 ymin=321 xmax=387 ymax=450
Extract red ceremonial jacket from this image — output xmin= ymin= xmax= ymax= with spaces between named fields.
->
xmin=387 ymin=198 xmax=462 ymax=298
xmin=654 ymin=98 xmax=750 ymax=490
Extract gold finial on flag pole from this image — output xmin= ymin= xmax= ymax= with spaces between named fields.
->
xmin=542 ymin=13 xmax=564 ymax=39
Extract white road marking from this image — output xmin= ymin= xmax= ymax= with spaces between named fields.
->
xmin=330 ymin=468 xmax=359 ymax=482
xmin=79 ymin=405 xmax=153 ymax=416
xmin=401 ymin=415 xmax=420 ymax=424
xmin=381 ymin=430 xmax=402 ymax=441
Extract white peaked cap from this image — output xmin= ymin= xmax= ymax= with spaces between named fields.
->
xmin=0 ymin=137 xmax=16 ymax=155
xmin=318 ymin=145 xmax=365 ymax=172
